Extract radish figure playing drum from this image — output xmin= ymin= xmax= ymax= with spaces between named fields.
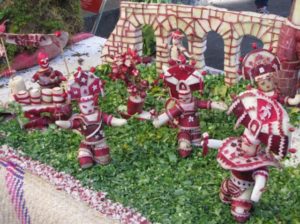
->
xmin=8 ymin=52 xmax=71 ymax=129
xmin=32 ymin=52 xmax=67 ymax=89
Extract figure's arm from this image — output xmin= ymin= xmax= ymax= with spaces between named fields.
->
xmin=197 ymin=100 xmax=228 ymax=111
xmin=55 ymin=117 xmax=80 ymax=129
xmin=196 ymin=100 xmax=212 ymax=109
xmin=153 ymin=104 xmax=182 ymax=128
xmin=179 ymin=46 xmax=191 ymax=58
xmin=251 ymin=170 xmax=268 ymax=203
xmin=55 ymin=120 xmax=72 ymax=129
xmin=286 ymin=94 xmax=300 ymax=106
xmin=56 ymin=70 xmax=67 ymax=81
xmin=277 ymin=93 xmax=300 ymax=106
xmin=50 ymin=70 xmax=67 ymax=81
xmin=211 ymin=101 xmax=228 ymax=111
xmin=153 ymin=112 xmax=170 ymax=128
xmin=111 ymin=117 xmax=127 ymax=127
xmin=103 ymin=113 xmax=127 ymax=127
xmin=31 ymin=72 xmax=39 ymax=82
xmin=200 ymin=132 xmax=223 ymax=157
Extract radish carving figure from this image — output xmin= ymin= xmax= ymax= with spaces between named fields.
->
xmin=56 ymin=95 xmax=127 ymax=169
xmin=153 ymin=81 xmax=227 ymax=158
xmin=202 ymin=48 xmax=296 ymax=222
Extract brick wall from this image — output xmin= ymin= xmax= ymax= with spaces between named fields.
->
xmin=102 ymin=2 xmax=285 ymax=85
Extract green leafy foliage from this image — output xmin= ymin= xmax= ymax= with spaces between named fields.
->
xmin=0 ymin=0 xmax=83 ymax=62
xmin=287 ymin=107 xmax=300 ymax=126
xmin=142 ymin=25 xmax=156 ymax=56
xmin=1 ymin=66 xmax=300 ymax=223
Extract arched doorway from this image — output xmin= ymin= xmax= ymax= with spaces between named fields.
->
xmin=204 ymin=31 xmax=224 ymax=71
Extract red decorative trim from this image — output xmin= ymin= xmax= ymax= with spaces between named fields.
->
xmin=106 ymin=115 xmax=113 ymax=126
xmin=252 ymin=169 xmax=269 ymax=179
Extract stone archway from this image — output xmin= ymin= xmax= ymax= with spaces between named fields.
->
xmin=102 ymin=1 xmax=286 ymax=85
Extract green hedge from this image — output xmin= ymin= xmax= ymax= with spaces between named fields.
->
xmin=1 ymin=65 xmax=300 ymax=223
xmin=0 ymin=0 xmax=83 ymax=61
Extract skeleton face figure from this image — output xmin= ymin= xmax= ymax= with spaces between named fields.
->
xmin=79 ymin=96 xmax=95 ymax=115
xmin=179 ymin=92 xmax=192 ymax=103
xmin=124 ymin=55 xmax=133 ymax=67
xmin=38 ymin=52 xmax=49 ymax=69
xmin=172 ymin=37 xmax=181 ymax=46
xmin=256 ymin=73 xmax=275 ymax=92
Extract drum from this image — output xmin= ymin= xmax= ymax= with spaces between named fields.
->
xmin=41 ymin=88 xmax=52 ymax=104
xmin=9 ymin=76 xmax=27 ymax=100
xmin=127 ymin=95 xmax=144 ymax=115
xmin=16 ymin=90 xmax=30 ymax=105
xmin=30 ymin=88 xmax=41 ymax=104
xmin=52 ymin=87 xmax=65 ymax=104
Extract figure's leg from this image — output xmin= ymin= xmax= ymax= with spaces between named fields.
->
xmin=24 ymin=109 xmax=53 ymax=129
xmin=231 ymin=188 xmax=253 ymax=223
xmin=178 ymin=130 xmax=192 ymax=158
xmin=78 ymin=143 xmax=94 ymax=169
xmin=93 ymin=140 xmax=111 ymax=165
xmin=220 ymin=177 xmax=253 ymax=222
xmin=191 ymin=128 xmax=201 ymax=147
xmin=220 ymin=178 xmax=234 ymax=204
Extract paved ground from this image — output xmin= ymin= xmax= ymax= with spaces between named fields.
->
xmin=87 ymin=0 xmax=293 ymax=70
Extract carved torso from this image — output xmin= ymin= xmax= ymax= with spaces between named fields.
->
xmin=70 ymin=110 xmax=112 ymax=144
xmin=166 ymin=99 xmax=211 ymax=129
xmin=32 ymin=68 xmax=64 ymax=88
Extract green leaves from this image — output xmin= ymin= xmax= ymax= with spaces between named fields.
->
xmin=142 ymin=25 xmax=156 ymax=56
xmin=287 ymin=107 xmax=300 ymax=126
xmin=0 ymin=0 xmax=83 ymax=61
xmin=1 ymin=67 xmax=300 ymax=223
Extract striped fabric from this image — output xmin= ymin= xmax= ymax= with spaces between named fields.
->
xmin=0 ymin=159 xmax=31 ymax=224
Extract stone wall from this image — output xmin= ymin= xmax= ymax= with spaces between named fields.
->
xmin=102 ymin=2 xmax=285 ymax=85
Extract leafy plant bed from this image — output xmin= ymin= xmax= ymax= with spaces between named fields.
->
xmin=1 ymin=64 xmax=300 ymax=223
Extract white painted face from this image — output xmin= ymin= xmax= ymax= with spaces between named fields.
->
xmin=79 ymin=100 xmax=95 ymax=115
xmin=124 ymin=57 xmax=132 ymax=67
xmin=256 ymin=74 xmax=275 ymax=92
xmin=179 ymin=93 xmax=192 ymax=103
xmin=39 ymin=57 xmax=49 ymax=69
xmin=172 ymin=38 xmax=181 ymax=45
xmin=116 ymin=57 xmax=123 ymax=66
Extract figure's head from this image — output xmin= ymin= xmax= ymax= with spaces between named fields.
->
xmin=114 ymin=53 xmax=123 ymax=66
xmin=123 ymin=49 xmax=140 ymax=67
xmin=74 ymin=67 xmax=89 ymax=85
xmin=140 ymin=80 xmax=149 ymax=90
xmin=79 ymin=95 xmax=95 ymax=115
xmin=177 ymin=81 xmax=192 ymax=103
xmin=171 ymin=30 xmax=184 ymax=45
xmin=241 ymin=48 xmax=280 ymax=92
xmin=255 ymin=73 xmax=275 ymax=92
xmin=37 ymin=52 xmax=49 ymax=69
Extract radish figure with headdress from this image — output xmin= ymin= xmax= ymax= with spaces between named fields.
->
xmin=202 ymin=47 xmax=296 ymax=222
